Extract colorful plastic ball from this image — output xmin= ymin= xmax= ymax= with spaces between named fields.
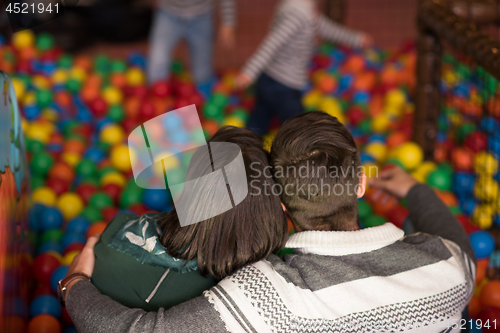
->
xmin=89 ymin=192 xmax=113 ymax=210
xmin=120 ymin=186 xmax=143 ymax=208
xmin=100 ymin=124 xmax=125 ymax=146
xmin=102 ymin=86 xmax=123 ymax=105
xmin=63 ymin=243 xmax=85 ymax=256
xmin=152 ymin=81 xmax=171 ymax=98
xmin=61 ymin=230 xmax=87 ymax=249
xmin=126 ymin=67 xmax=145 ymax=87
xmin=386 ymin=206 xmax=409 ymax=229
xmin=84 ymin=147 xmax=105 ymax=164
xmin=66 ymin=217 xmax=91 ymax=236
xmin=427 ymin=169 xmax=452 ymax=191
xmin=107 ymin=105 xmax=125 ymax=123
xmin=453 ymin=172 xmax=475 ymax=195
xmin=28 ymin=314 xmax=61 ymax=333
xmin=56 ymin=193 xmax=84 ymax=221
xmin=371 ymin=113 xmax=391 ymax=133
xmin=61 ymin=251 xmax=80 ymax=267
xmin=46 ymin=177 xmax=69 ymax=196
xmin=475 ymin=151 xmax=499 ymax=176
xmin=451 ymin=148 xmax=473 ymax=171
xmin=40 ymin=229 xmax=64 ymax=244
xmin=357 ymin=200 xmax=373 ymax=221
xmin=38 ymin=242 xmax=62 ymax=254
xmin=33 ymin=253 xmax=60 ymax=284
xmin=465 ymin=132 xmax=488 ymax=153
xmin=87 ymin=222 xmax=107 ymax=238
xmin=395 ymin=142 xmax=423 ymax=171
xmin=13 ymin=30 xmax=35 ymax=49
xmin=474 ymin=177 xmax=500 ymax=202
xmin=49 ymin=162 xmax=75 ymax=184
xmin=29 ymin=295 xmax=61 ymax=318
xmin=40 ymin=207 xmax=64 ymax=231
xmin=479 ymin=280 xmax=500 ymax=309
xmin=30 ymin=152 xmax=54 ymax=177
xmin=364 ymin=142 xmax=387 ymax=163
xmin=36 ymin=33 xmax=55 ymax=51
xmin=32 ymin=187 xmax=57 ymax=206
xmin=470 ymin=231 xmax=495 ymax=259
xmin=102 ymin=183 xmax=121 ymax=204
xmin=364 ymin=215 xmax=386 ymax=228
xmin=110 ymin=144 xmax=132 ymax=172
xmin=75 ymin=159 xmax=96 ymax=178
xmin=102 ymin=206 xmax=120 ymax=222
xmin=50 ymin=266 xmax=69 ymax=293
xmin=142 ymin=189 xmax=171 ymax=212
xmin=477 ymin=307 xmax=500 ymax=332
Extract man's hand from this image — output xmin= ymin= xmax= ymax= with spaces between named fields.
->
xmin=64 ymin=235 xmax=100 ymax=292
xmin=368 ymin=166 xmax=419 ymax=199
xmin=218 ymin=25 xmax=235 ymax=49
xmin=234 ymin=72 xmax=252 ymax=90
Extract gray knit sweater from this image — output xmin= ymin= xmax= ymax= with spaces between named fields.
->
xmin=67 ymin=184 xmax=476 ymax=333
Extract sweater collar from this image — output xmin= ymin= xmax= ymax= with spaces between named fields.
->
xmin=285 ymin=223 xmax=405 ymax=256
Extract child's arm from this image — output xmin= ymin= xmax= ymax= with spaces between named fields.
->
xmin=236 ymin=12 xmax=306 ymax=89
xmin=315 ymin=14 xmax=371 ymax=48
xmin=218 ymin=0 xmax=236 ymax=48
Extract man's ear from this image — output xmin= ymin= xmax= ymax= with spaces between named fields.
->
xmin=281 ymin=203 xmax=287 ymax=212
xmin=357 ymin=172 xmax=367 ymax=198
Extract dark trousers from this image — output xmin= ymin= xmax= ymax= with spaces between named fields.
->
xmin=247 ymin=73 xmax=304 ymax=135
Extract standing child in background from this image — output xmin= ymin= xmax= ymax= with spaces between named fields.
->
xmin=148 ymin=0 xmax=236 ymax=89
xmin=236 ymin=0 xmax=372 ymax=135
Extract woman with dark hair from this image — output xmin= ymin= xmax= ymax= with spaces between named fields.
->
xmin=89 ymin=126 xmax=288 ymax=311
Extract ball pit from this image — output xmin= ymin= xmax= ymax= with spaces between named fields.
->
xmin=2 ymin=30 xmax=498 ymax=330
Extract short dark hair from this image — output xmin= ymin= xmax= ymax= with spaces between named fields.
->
xmin=270 ymin=111 xmax=361 ymax=231
xmin=158 ymin=126 xmax=288 ymax=280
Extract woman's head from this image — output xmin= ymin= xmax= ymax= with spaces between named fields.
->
xmin=158 ymin=126 xmax=288 ymax=280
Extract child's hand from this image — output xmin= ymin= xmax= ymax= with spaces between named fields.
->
xmin=218 ymin=25 xmax=235 ymax=49
xmin=234 ymin=72 xmax=252 ymax=90
xmin=360 ymin=33 xmax=374 ymax=48
xmin=368 ymin=166 xmax=418 ymax=199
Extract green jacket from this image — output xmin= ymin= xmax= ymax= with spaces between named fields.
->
xmin=92 ymin=213 xmax=215 ymax=311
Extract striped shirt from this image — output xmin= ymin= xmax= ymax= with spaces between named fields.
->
xmin=243 ymin=0 xmax=364 ymax=90
xmin=158 ymin=0 xmax=236 ymax=26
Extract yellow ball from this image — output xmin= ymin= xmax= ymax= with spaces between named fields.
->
xmin=12 ymin=30 xmax=35 ymax=49
xmin=102 ymin=86 xmax=123 ymax=105
xmin=363 ymin=162 xmax=379 ymax=179
xmin=56 ymin=192 xmax=84 ymax=221
xmin=384 ymin=104 xmax=403 ymax=119
xmin=395 ymin=142 xmax=423 ymax=171
xmin=474 ymin=151 xmax=499 ymax=176
xmin=365 ymin=142 xmax=387 ymax=162
xmin=11 ymin=78 xmax=26 ymax=100
xmin=70 ymin=67 xmax=87 ymax=82
xmin=110 ymin=145 xmax=133 ymax=172
xmin=32 ymin=187 xmax=57 ymax=206
xmin=320 ymin=97 xmax=345 ymax=123
xmin=100 ymin=124 xmax=125 ymax=146
xmin=23 ymin=91 xmax=37 ymax=106
xmin=385 ymin=89 xmax=406 ymax=108
xmin=126 ymin=68 xmax=145 ymax=87
xmin=32 ymin=75 xmax=50 ymax=90
xmin=100 ymin=171 xmax=127 ymax=188
xmin=41 ymin=108 xmax=59 ymax=122
xmin=263 ymin=132 xmax=276 ymax=153
xmin=412 ymin=170 xmax=427 ymax=183
xmin=61 ymin=251 xmax=81 ymax=266
xmin=61 ymin=152 xmax=81 ymax=167
xmin=222 ymin=116 xmax=245 ymax=128
xmin=472 ymin=204 xmax=494 ymax=229
xmin=371 ymin=113 xmax=391 ymax=133
xmin=51 ymin=69 xmax=68 ymax=85
xmin=415 ymin=161 xmax=438 ymax=180
xmin=474 ymin=177 xmax=500 ymax=202
xmin=153 ymin=153 xmax=180 ymax=177
xmin=302 ymin=90 xmax=323 ymax=109
xmin=25 ymin=124 xmax=51 ymax=144
xmin=21 ymin=118 xmax=28 ymax=133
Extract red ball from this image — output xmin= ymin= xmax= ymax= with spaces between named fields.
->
xmin=386 ymin=205 xmax=409 ymax=229
xmin=313 ymin=54 xmax=331 ymax=68
xmin=45 ymin=177 xmax=69 ymax=196
xmin=127 ymin=85 xmax=148 ymax=99
xmin=74 ymin=124 xmax=94 ymax=139
xmin=188 ymin=92 xmax=204 ymax=107
xmin=63 ymin=243 xmax=85 ymax=255
xmin=89 ymin=97 xmax=108 ymax=118
xmin=128 ymin=203 xmax=148 ymax=216
xmin=175 ymin=82 xmax=195 ymax=98
xmin=478 ymin=307 xmax=500 ymax=332
xmin=122 ymin=118 xmax=139 ymax=134
xmin=151 ymin=81 xmax=171 ymax=98
xmin=347 ymin=107 xmax=365 ymax=126
xmin=75 ymin=183 xmax=98 ymax=204
xmin=139 ymin=101 xmax=156 ymax=122
xmin=32 ymin=254 xmax=60 ymax=284
xmin=28 ymin=314 xmax=61 ymax=333
xmin=61 ymin=307 xmax=73 ymax=324
xmin=102 ymin=183 xmax=121 ymax=204
xmin=101 ymin=206 xmax=120 ymax=222
xmin=457 ymin=214 xmax=480 ymax=235
xmin=33 ymin=284 xmax=56 ymax=298
xmin=464 ymin=132 xmax=488 ymax=153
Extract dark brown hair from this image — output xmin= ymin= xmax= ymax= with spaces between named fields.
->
xmin=270 ymin=111 xmax=361 ymax=231
xmin=158 ymin=126 xmax=288 ymax=280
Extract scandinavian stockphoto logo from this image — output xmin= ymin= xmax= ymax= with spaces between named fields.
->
xmin=128 ymin=105 xmax=248 ymax=227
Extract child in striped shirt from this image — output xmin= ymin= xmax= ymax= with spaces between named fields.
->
xmin=236 ymin=0 xmax=372 ymax=135
xmin=148 ymin=0 xmax=236 ymax=87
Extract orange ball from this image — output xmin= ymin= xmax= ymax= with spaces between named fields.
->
xmin=54 ymin=91 xmax=72 ymax=109
xmin=387 ymin=132 xmax=408 ymax=149
xmin=87 ymin=222 xmax=108 ymax=238
xmin=433 ymin=143 xmax=448 ymax=164
xmin=73 ymin=56 xmax=92 ymax=71
xmin=28 ymin=315 xmax=61 ymax=333
xmin=81 ymin=86 xmax=99 ymax=103
xmin=343 ymin=54 xmax=365 ymax=73
xmin=64 ymin=139 xmax=86 ymax=155
xmin=480 ymin=280 xmax=500 ymax=308
xmin=435 ymin=190 xmax=458 ymax=207
xmin=124 ymin=97 xmax=141 ymax=120
xmin=110 ymin=73 xmax=127 ymax=88
xmin=48 ymin=162 xmax=74 ymax=183
xmin=468 ymin=296 xmax=483 ymax=319
xmin=365 ymin=188 xmax=399 ymax=217
xmin=86 ymin=74 xmax=102 ymax=88
xmin=451 ymin=148 xmax=473 ymax=171
xmin=318 ymin=76 xmax=337 ymax=93
xmin=476 ymin=259 xmax=489 ymax=283
xmin=202 ymin=120 xmax=219 ymax=138
xmin=353 ymin=72 xmax=376 ymax=91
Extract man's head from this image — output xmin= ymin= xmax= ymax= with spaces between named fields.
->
xmin=270 ymin=111 xmax=366 ymax=231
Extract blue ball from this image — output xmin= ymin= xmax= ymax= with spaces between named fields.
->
xmin=66 ymin=217 xmax=91 ymax=235
xmin=50 ymin=266 xmax=69 ymax=293
xmin=170 ymin=130 xmax=189 ymax=144
xmin=353 ymin=91 xmax=370 ymax=104
xmin=142 ymin=189 xmax=171 ymax=212
xmin=24 ymin=105 xmax=40 ymax=120
xmin=368 ymin=134 xmax=385 ymax=143
xmin=29 ymin=295 xmax=61 ymax=318
xmin=40 ymin=207 xmax=64 ymax=231
xmin=453 ymin=172 xmax=475 ymax=195
xmin=95 ymin=117 xmax=112 ymax=131
xmin=85 ymin=147 xmax=105 ymax=163
xmin=470 ymin=231 xmax=496 ymax=259
xmin=489 ymin=135 xmax=500 ymax=159
xmin=459 ymin=196 xmax=477 ymax=216
xmin=481 ymin=116 xmax=500 ymax=135
xmin=359 ymin=153 xmax=375 ymax=164
xmin=38 ymin=242 xmax=63 ymax=254
xmin=77 ymin=106 xmax=94 ymax=122
xmin=61 ymin=233 xmax=87 ymax=249
xmin=163 ymin=113 xmax=183 ymax=130
xmin=495 ymin=215 xmax=500 ymax=227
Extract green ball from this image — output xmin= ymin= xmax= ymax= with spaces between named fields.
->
xmin=171 ymin=61 xmax=184 ymax=74
xmin=111 ymin=60 xmax=127 ymax=73
xmin=26 ymin=139 xmax=45 ymax=153
xmin=203 ymin=103 xmax=222 ymax=119
xmin=232 ymin=108 xmax=249 ymax=122
xmin=76 ymin=159 xmax=96 ymax=177
xmin=458 ymin=123 xmax=476 ymax=142
xmin=41 ymin=229 xmax=64 ymax=243
xmin=36 ymin=33 xmax=54 ymax=51
xmin=36 ymin=89 xmax=53 ymax=108
xmin=211 ymin=93 xmax=228 ymax=108
xmin=97 ymin=141 xmax=111 ymax=153
xmin=66 ymin=78 xmax=82 ymax=93
xmin=65 ymin=133 xmax=86 ymax=142
xmin=358 ymin=200 xmax=373 ymax=221
xmin=31 ymin=176 xmax=46 ymax=189
xmin=108 ymin=105 xmax=124 ymax=122
xmin=384 ymin=158 xmax=406 ymax=171
xmin=58 ymin=55 xmax=73 ymax=69
xmin=120 ymin=186 xmax=143 ymax=208
xmin=98 ymin=166 xmax=116 ymax=179
xmin=30 ymin=152 xmax=54 ymax=177
xmin=80 ymin=206 xmax=103 ymax=223
xmin=89 ymin=192 xmax=113 ymax=210
xmin=449 ymin=206 xmax=461 ymax=215
xmin=80 ymin=177 xmax=100 ymax=187
xmin=62 ymin=120 xmax=79 ymax=136
xmin=94 ymin=55 xmax=110 ymax=74
xmin=438 ymin=162 xmax=454 ymax=176
xmin=427 ymin=169 xmax=452 ymax=191
xmin=358 ymin=119 xmax=372 ymax=135
xmin=364 ymin=215 xmax=386 ymax=228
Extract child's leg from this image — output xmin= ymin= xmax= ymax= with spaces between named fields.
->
xmin=147 ymin=10 xmax=184 ymax=84
xmin=185 ymin=11 xmax=215 ymax=85
xmin=247 ymin=74 xmax=277 ymax=135
xmin=273 ymin=85 xmax=304 ymax=126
